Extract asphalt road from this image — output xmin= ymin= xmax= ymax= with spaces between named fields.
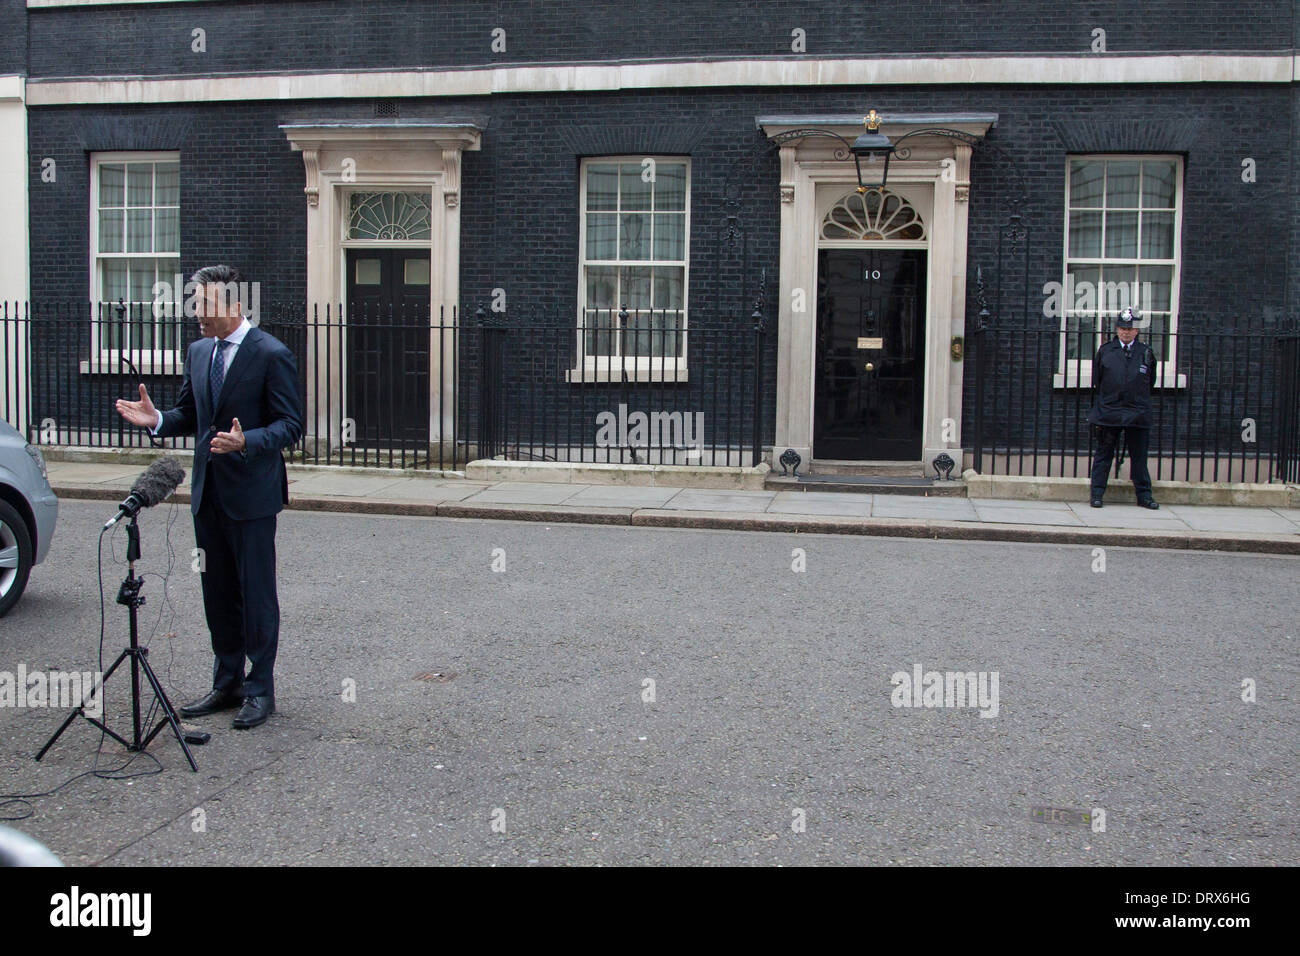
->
xmin=0 ymin=499 xmax=1295 ymax=865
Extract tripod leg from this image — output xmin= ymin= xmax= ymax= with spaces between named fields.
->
xmin=35 ymin=706 xmax=86 ymax=762
xmin=36 ymin=649 xmax=131 ymax=761
xmin=136 ymin=653 xmax=198 ymax=772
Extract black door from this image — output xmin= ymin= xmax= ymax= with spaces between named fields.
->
xmin=345 ymin=249 xmax=431 ymax=448
xmin=814 ymin=248 xmax=926 ymax=460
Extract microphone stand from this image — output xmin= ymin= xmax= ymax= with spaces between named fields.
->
xmin=37 ymin=515 xmax=197 ymax=771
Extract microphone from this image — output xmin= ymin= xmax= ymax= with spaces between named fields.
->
xmin=105 ymin=457 xmax=187 ymax=529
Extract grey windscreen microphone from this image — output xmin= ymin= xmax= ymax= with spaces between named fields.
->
xmin=105 ymin=457 xmax=187 ymax=528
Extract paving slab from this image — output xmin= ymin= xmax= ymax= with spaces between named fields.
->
xmin=285 ymin=473 xmax=407 ymax=497
xmin=464 ymin=482 xmax=588 ymax=505
xmin=872 ymin=494 xmax=979 ymax=521
xmin=1066 ymin=502 xmax=1189 ymax=530
xmin=564 ymin=485 xmax=680 ymax=508
xmin=971 ymin=504 xmax=1085 ymax=526
xmin=1068 ymin=512 xmax=1193 ymax=531
xmin=1165 ymin=506 xmax=1300 ymax=535
xmin=969 ymin=497 xmax=1076 ymax=512
xmin=46 ymin=462 xmax=153 ymax=484
xmin=659 ymin=488 xmax=778 ymax=512
xmin=358 ymin=481 xmax=491 ymax=503
xmin=767 ymin=491 xmax=874 ymax=517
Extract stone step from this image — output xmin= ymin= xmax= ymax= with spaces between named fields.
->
xmin=803 ymin=459 xmax=924 ymax=477
xmin=766 ymin=475 xmax=967 ymax=496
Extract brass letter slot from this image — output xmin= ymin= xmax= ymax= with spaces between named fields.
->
xmin=857 ymin=337 xmax=884 ymax=350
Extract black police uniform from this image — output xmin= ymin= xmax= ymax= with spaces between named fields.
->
xmin=1087 ymin=335 xmax=1157 ymax=505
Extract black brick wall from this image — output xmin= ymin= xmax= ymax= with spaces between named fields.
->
xmin=0 ymin=0 xmax=26 ymax=75
xmin=32 ymin=85 xmax=1289 ymax=319
xmin=25 ymin=0 xmax=1297 ymax=78
xmin=1291 ymin=83 xmax=1300 ymax=317
xmin=23 ymin=80 xmax=1298 ymax=454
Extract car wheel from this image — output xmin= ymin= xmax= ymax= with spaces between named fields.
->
xmin=0 ymin=498 xmax=34 ymax=618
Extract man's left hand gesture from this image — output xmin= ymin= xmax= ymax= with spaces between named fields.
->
xmin=211 ymin=417 xmax=247 ymax=455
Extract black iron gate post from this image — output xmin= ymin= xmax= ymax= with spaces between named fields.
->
xmin=476 ymin=305 xmax=506 ymax=462
xmin=970 ymin=268 xmax=991 ymax=474
xmin=751 ymin=271 xmax=767 ymax=468
xmin=1275 ymin=331 xmax=1300 ymax=483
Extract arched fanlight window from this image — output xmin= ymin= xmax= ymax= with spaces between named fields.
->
xmin=348 ymin=191 xmax=432 ymax=240
xmin=820 ymin=188 xmax=926 ymax=241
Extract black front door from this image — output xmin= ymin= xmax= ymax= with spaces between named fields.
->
xmin=345 ymin=249 xmax=431 ymax=448
xmin=814 ymin=248 xmax=926 ymax=460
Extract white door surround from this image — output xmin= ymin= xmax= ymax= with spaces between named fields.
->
xmin=758 ymin=113 xmax=996 ymax=473
xmin=282 ymin=121 xmax=482 ymax=449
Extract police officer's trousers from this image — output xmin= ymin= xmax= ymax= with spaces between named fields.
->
xmin=1089 ymin=425 xmax=1153 ymax=502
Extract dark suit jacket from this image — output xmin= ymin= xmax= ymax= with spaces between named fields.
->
xmin=1087 ymin=337 xmax=1157 ymax=429
xmin=158 ymin=326 xmax=303 ymax=520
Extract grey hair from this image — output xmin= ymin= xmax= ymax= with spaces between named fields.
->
xmin=189 ymin=264 xmax=242 ymax=286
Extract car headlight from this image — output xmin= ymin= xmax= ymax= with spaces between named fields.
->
xmin=24 ymin=443 xmax=48 ymax=481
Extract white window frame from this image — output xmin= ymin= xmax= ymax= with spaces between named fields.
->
xmin=85 ymin=151 xmax=182 ymax=375
xmin=1054 ymin=153 xmax=1186 ymax=389
xmin=572 ymin=155 xmax=691 ymax=383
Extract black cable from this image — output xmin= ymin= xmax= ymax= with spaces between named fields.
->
xmin=139 ymin=500 xmax=183 ymax=699
xmin=0 ymin=514 xmax=175 ymax=822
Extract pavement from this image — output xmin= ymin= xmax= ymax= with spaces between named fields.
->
xmin=45 ymin=460 xmax=1300 ymax=555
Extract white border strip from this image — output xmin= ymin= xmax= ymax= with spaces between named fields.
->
xmin=24 ymin=55 xmax=1298 ymax=106
xmin=30 ymin=1 xmax=218 ymax=7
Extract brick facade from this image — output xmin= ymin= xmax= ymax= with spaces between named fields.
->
xmin=24 ymin=1 xmax=1295 ymax=78
xmin=8 ymin=1 xmax=1300 ymax=466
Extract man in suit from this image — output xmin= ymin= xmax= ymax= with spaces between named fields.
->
xmin=1087 ymin=307 xmax=1159 ymax=510
xmin=115 ymin=265 xmax=302 ymax=729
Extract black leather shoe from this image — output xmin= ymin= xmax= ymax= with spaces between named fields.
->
xmin=1138 ymin=499 xmax=1160 ymax=510
xmin=1090 ymin=498 xmax=1103 ymax=508
xmin=179 ymin=687 xmax=244 ymax=719
xmin=232 ymin=696 xmax=274 ymax=729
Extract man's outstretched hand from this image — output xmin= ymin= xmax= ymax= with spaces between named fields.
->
xmin=211 ymin=417 xmax=246 ymax=455
xmin=115 ymin=384 xmax=158 ymax=429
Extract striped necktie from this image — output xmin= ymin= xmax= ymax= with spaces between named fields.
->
xmin=210 ymin=338 xmax=229 ymax=409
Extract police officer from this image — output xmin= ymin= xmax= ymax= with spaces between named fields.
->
xmin=1087 ymin=307 xmax=1159 ymax=509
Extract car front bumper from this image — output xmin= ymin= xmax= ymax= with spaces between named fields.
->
xmin=30 ymin=489 xmax=57 ymax=565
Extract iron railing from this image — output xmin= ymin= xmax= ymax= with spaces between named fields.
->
xmin=0 ymin=302 xmax=767 ymax=471
xmin=967 ymin=317 xmax=1300 ymax=483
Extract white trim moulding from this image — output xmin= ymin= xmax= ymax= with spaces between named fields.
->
xmin=24 ymin=55 xmax=1297 ymax=106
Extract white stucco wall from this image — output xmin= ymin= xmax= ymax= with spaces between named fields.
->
xmin=0 ymin=75 xmax=29 ymax=433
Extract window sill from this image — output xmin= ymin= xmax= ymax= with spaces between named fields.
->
xmin=80 ymin=356 xmax=184 ymax=376
xmin=566 ymin=367 xmax=689 ymax=383
xmin=1053 ymin=371 xmax=1187 ymax=390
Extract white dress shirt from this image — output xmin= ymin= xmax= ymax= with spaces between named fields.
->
xmin=152 ymin=318 xmax=252 ymax=434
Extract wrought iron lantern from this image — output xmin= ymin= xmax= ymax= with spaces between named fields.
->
xmin=849 ymin=109 xmax=896 ymax=193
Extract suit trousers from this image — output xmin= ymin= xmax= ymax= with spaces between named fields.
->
xmin=1089 ymin=425 xmax=1153 ymax=501
xmin=193 ymin=462 xmax=281 ymax=698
